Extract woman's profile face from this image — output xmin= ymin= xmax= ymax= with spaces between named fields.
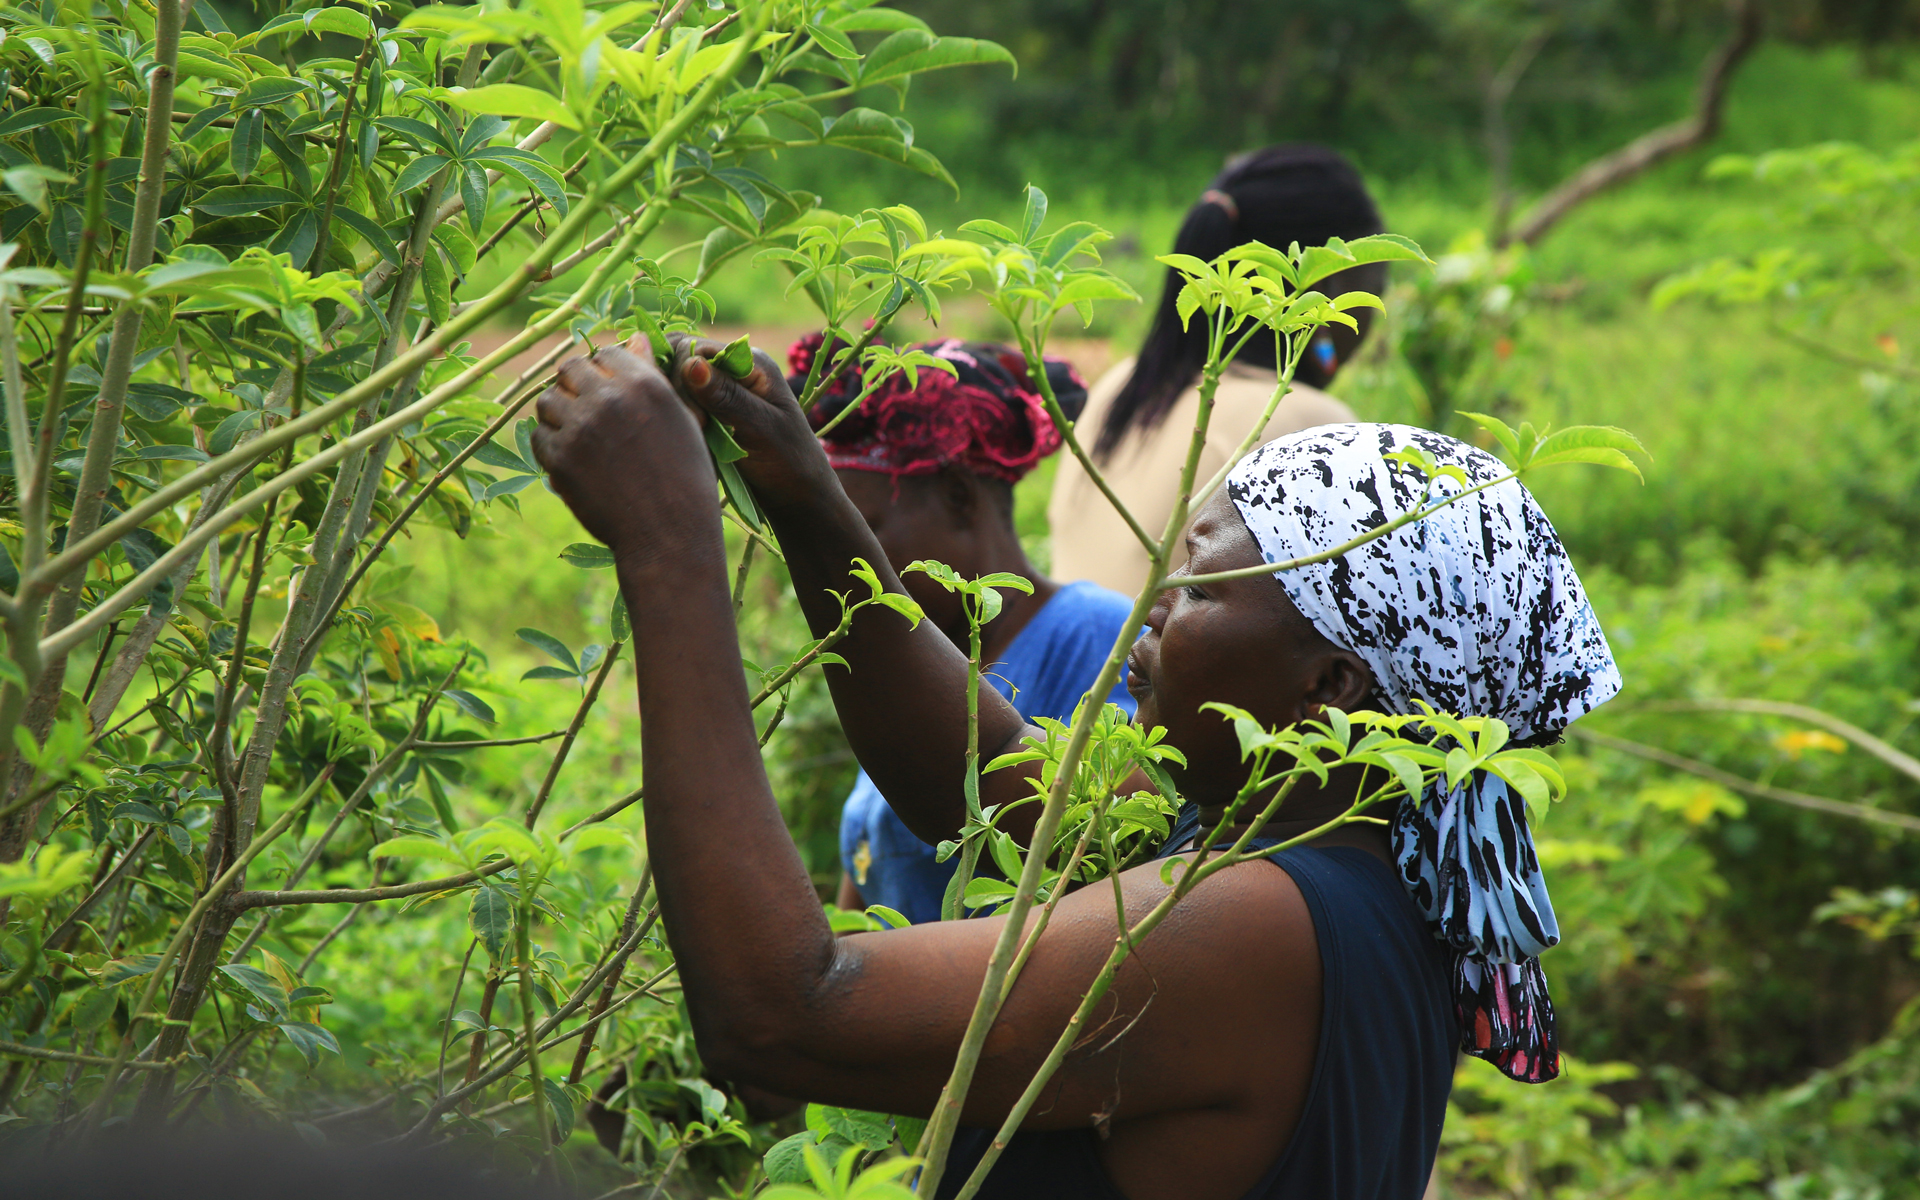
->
xmin=1126 ymin=489 xmax=1371 ymax=806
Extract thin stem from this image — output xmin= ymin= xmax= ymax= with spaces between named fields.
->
xmin=58 ymin=0 xmax=185 ymax=644
xmin=731 ymin=536 xmax=757 ymax=614
xmin=42 ymin=828 xmax=155 ymax=952
xmin=295 ymin=880 xmax=378 ymax=973
xmin=0 ymin=1040 xmax=176 ymax=1071
xmin=517 ymin=896 xmax=555 ymax=1158
xmin=415 ymin=731 xmax=568 ymax=751
xmin=942 ymin=611 xmax=986 ymax=923
xmin=918 ymin=292 xmax=1246 ymax=1187
xmin=525 ymin=642 xmax=624 ymax=828
xmin=436 ymin=938 xmax=480 ymax=1098
xmin=568 ymin=872 xmax=654 ymax=1086
xmin=950 ymin=778 xmax=1390 ymax=1200
xmin=306 ymin=39 xmax=374 ymax=273
xmin=1173 ymin=472 xmax=1521 ymax=590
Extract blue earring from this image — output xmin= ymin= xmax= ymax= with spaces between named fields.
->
xmin=1312 ymin=334 xmax=1338 ymax=375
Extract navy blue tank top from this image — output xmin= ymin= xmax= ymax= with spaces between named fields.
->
xmin=936 ymin=807 xmax=1457 ymax=1200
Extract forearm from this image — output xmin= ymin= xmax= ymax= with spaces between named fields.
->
xmin=617 ymin=527 xmax=837 ymax=1055
xmin=760 ymin=482 xmax=1036 ymax=843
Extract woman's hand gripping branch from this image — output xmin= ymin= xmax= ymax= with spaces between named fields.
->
xmin=667 ymin=335 xmax=1048 ymax=846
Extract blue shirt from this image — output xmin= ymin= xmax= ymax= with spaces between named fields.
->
xmin=838 ymin=581 xmax=1140 ymax=925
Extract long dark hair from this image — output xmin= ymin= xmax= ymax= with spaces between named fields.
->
xmin=1096 ymin=144 xmax=1385 ymax=458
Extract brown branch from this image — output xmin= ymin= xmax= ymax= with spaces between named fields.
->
xmin=229 ymin=857 xmax=509 ymax=909
xmin=41 ymin=828 xmax=155 ymax=952
xmin=415 ymin=731 xmax=568 ymax=750
xmin=524 ymin=641 xmax=624 ymax=829
xmin=1632 ymin=698 xmax=1920 ymax=784
xmin=1568 ymin=727 xmax=1920 ymax=834
xmin=1507 ymin=0 xmax=1761 ymax=247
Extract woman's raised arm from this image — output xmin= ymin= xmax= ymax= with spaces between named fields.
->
xmin=664 ymin=336 xmax=1045 ymax=844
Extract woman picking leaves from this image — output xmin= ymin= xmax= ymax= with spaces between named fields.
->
xmin=786 ymin=333 xmax=1138 ymax=925
xmin=530 ymin=338 xmax=1619 ymax=1200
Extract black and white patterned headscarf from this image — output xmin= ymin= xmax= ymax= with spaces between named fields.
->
xmin=1226 ymin=423 xmax=1621 ymax=1083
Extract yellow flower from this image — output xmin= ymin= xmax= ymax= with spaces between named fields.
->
xmin=1774 ymin=729 xmax=1848 ymax=759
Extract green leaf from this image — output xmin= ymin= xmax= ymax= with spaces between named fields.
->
xmin=470 ymin=147 xmax=570 ymax=217
xmin=715 ymin=334 xmax=755 ymax=378
xmin=193 ymin=185 xmax=301 ymax=217
xmin=1020 ymin=184 xmax=1049 ymax=244
xmin=541 ymin=1076 xmax=578 ymax=1140
xmin=230 ymin=108 xmax=264 ymax=181
xmin=819 ymin=109 xmax=956 ymax=189
xmin=1523 ymin=425 xmax=1649 ymax=481
xmin=521 ymin=665 xmax=580 ymax=681
xmin=696 ymin=225 xmax=752 ymax=285
xmin=472 ymin=439 xmax=533 ymax=473
xmin=1457 ymin=412 xmax=1522 ymax=464
xmin=219 ymin=963 xmax=290 ymax=1020
xmin=482 ymin=474 xmax=536 ymax=502
xmin=3 ymin=164 xmax=68 ymax=214
xmin=716 ymin=458 xmax=763 ymax=530
xmin=392 ymin=154 xmax=452 ymax=195
xmin=374 ymin=116 xmax=460 ymax=159
xmin=516 ymin=627 xmax=578 ymax=671
xmin=460 ymin=164 xmax=489 ymax=234
xmin=330 ymin=207 xmax=397 ymax=268
xmin=469 ymin=885 xmax=514 ymax=960
xmin=808 ymin=1103 xmax=894 ymax=1149
xmin=766 ymin=1131 xmax=848 ymax=1185
xmin=611 ymin=593 xmax=632 ymax=642
xmin=806 ymin=22 xmax=860 ymax=60
xmin=278 ymin=1019 xmax=340 ymax=1066
xmin=856 ymin=30 xmax=1016 ymax=90
xmin=69 ymin=986 xmax=117 ymax=1033
xmin=559 ymin=542 xmax=616 ymax=569
xmin=442 ymin=84 xmax=581 ymax=130
xmin=0 ymin=108 xmax=80 ymax=138
xmin=958 ymin=218 xmax=1020 ymax=243
xmin=421 ymin=242 xmax=452 ymax=326
xmin=444 ymin=689 xmax=496 ymax=724
xmin=238 ymin=77 xmax=310 ymax=110
xmin=101 ymin=953 xmax=163 ymax=986
xmin=683 ymin=1078 xmax=731 ymax=1124
xmin=208 ymin=409 xmax=265 ymax=456
xmin=962 ymin=877 xmax=1016 ymax=907
xmin=865 ymin=904 xmax=911 ymax=929
xmin=1292 ymin=233 xmax=1433 ymax=291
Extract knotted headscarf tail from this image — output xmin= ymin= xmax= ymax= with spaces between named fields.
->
xmin=1226 ymin=423 xmax=1622 ymax=1083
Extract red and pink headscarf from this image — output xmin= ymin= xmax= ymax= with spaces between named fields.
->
xmin=787 ymin=334 xmax=1087 ymax=484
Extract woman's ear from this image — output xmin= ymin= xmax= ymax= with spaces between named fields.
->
xmin=1302 ymin=649 xmax=1374 ymax=720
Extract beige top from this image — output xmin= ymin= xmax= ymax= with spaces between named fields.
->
xmin=1046 ymin=357 xmax=1356 ymax=594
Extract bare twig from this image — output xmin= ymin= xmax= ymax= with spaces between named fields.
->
xmin=1568 ymin=727 xmax=1920 ymax=834
xmin=1507 ymin=0 xmax=1761 ymax=246
xmin=525 ymin=642 xmax=624 ymax=828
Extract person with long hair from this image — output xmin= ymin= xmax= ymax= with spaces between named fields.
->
xmin=1048 ymin=145 xmax=1386 ymax=593
xmin=528 ymin=337 xmax=1618 ymax=1199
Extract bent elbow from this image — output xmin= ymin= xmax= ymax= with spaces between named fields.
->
xmin=694 ymin=1009 xmax=805 ymax=1091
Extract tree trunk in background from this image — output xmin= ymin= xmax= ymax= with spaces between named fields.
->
xmin=1504 ymin=0 xmax=1763 ymax=247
